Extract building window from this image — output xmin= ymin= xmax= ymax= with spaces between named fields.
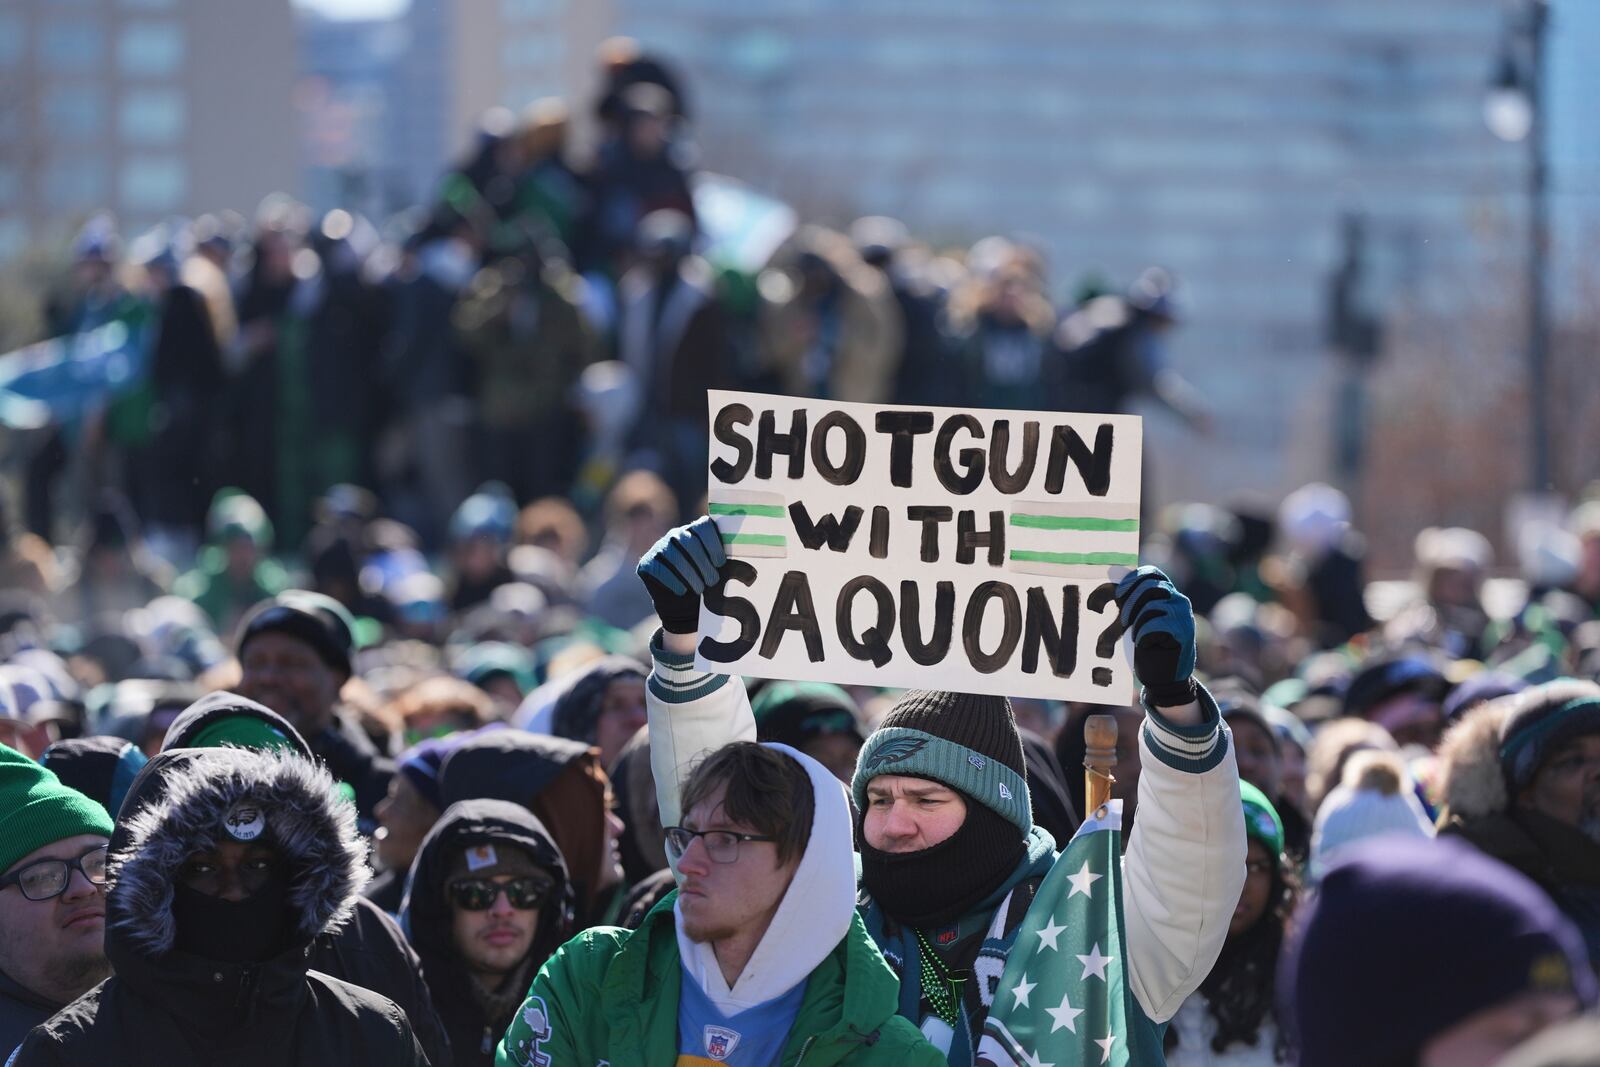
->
xmin=117 ymin=22 xmax=185 ymax=78
xmin=501 ymin=0 xmax=561 ymax=17
xmin=119 ymin=88 xmax=185 ymax=145
xmin=39 ymin=22 xmax=106 ymax=71
xmin=501 ymin=35 xmax=558 ymax=70
xmin=119 ymin=155 xmax=186 ymax=211
xmin=0 ymin=14 xmax=24 ymax=67
xmin=43 ymin=157 xmax=110 ymax=212
xmin=0 ymin=218 xmax=28 ymax=261
xmin=42 ymin=85 xmax=105 ymax=141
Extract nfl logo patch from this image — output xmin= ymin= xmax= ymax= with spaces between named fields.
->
xmin=704 ymin=1026 xmax=741 ymax=1061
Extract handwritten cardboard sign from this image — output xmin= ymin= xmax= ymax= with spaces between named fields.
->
xmin=695 ymin=392 xmax=1142 ymax=703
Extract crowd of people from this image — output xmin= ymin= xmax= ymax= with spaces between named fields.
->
xmin=8 ymin=38 xmax=1203 ymax=565
xmin=4 ymin=34 xmax=1600 ymax=1067
xmin=0 ymin=471 xmax=1598 ymax=1065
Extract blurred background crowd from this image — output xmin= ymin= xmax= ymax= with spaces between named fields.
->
xmin=2 ymin=2 xmax=1600 ymax=1062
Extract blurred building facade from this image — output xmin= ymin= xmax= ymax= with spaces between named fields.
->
xmin=0 ymin=0 xmax=298 ymax=256
xmin=358 ymin=0 xmax=1545 ymax=509
xmin=601 ymin=1 xmax=1530 ymax=508
xmin=448 ymin=0 xmax=615 ymax=160
xmin=297 ymin=8 xmax=410 ymax=218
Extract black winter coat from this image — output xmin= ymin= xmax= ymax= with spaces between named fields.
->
xmin=13 ymin=748 xmax=429 ymax=1067
xmin=0 ymin=968 xmax=62 ymax=1061
xmin=161 ymin=692 xmax=450 ymax=1065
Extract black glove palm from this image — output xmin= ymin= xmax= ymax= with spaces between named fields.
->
xmin=1114 ymin=566 xmax=1198 ymax=707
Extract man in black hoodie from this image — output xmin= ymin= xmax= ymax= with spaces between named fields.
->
xmin=13 ymin=746 xmax=429 ymax=1066
xmin=401 ymin=800 xmax=573 ymax=1067
xmin=160 ymin=691 xmax=452 ymax=1066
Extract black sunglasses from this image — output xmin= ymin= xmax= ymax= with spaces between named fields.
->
xmin=0 ymin=844 xmax=109 ymax=902
xmin=447 ymin=876 xmax=554 ymax=911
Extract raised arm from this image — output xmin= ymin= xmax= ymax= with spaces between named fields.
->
xmin=636 ymin=518 xmax=757 ymax=836
xmin=1112 ymin=568 xmax=1247 ymax=1022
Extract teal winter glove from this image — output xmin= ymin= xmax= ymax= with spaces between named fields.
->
xmin=636 ymin=516 xmax=727 ymax=634
xmin=1114 ymin=565 xmax=1198 ymax=707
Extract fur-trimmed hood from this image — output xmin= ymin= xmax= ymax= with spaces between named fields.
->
xmin=1436 ymin=700 xmax=1512 ymax=821
xmin=109 ymin=746 xmax=370 ymax=960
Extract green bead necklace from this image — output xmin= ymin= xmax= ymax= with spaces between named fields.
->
xmin=914 ymin=927 xmax=966 ymax=1028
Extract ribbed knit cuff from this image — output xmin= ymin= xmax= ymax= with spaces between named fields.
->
xmin=1141 ymin=682 xmax=1229 ymax=773
xmin=646 ymin=628 xmax=730 ymax=705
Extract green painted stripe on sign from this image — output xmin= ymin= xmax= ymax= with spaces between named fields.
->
xmin=1010 ymin=514 xmax=1139 ymax=533
xmin=709 ymin=503 xmax=787 ymax=518
xmin=721 ymin=533 xmax=788 ymax=547
xmin=1009 ymin=550 xmax=1140 ymax=566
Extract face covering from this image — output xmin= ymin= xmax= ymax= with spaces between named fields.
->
xmin=859 ymin=801 xmax=1026 ymax=930
xmin=171 ymin=867 xmax=294 ymax=964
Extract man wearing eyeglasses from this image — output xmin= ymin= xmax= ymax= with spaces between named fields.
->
xmin=0 ymin=744 xmax=115 ymax=1059
xmin=402 ymin=798 xmax=574 ymax=1067
xmin=497 ymin=742 xmax=943 ymax=1067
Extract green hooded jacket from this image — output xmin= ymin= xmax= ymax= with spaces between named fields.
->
xmin=496 ymin=890 xmax=945 ymax=1067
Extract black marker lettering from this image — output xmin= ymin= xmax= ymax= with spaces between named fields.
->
xmin=760 ymin=571 xmax=825 ymax=662
xmin=900 ymin=580 xmax=954 ymax=666
xmin=957 ymin=509 xmax=1005 ymax=566
xmin=934 ymin=414 xmax=986 ymax=495
xmin=811 ymin=411 xmax=867 ymax=486
xmin=699 ymin=560 xmax=760 ymax=662
xmin=962 ymin=581 xmax=1022 ymax=674
xmin=709 ymin=404 xmax=755 ymax=484
xmin=1022 ymin=585 xmax=1079 ymax=677
xmin=989 ymin=419 xmax=1039 ymax=494
xmin=789 ymin=502 xmax=864 ymax=553
xmin=837 ymin=576 xmax=894 ymax=667
xmin=874 ymin=411 xmax=935 ymax=488
xmin=906 ymin=505 xmax=954 ymax=563
xmin=869 ymin=506 xmax=890 ymax=559
xmin=756 ymin=408 xmax=808 ymax=480
xmin=1044 ymin=423 xmax=1115 ymax=497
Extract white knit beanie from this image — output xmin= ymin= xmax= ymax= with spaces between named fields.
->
xmin=1311 ymin=750 xmax=1435 ymax=880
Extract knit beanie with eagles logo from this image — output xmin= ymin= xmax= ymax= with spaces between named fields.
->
xmin=853 ymin=690 xmax=1033 ymax=929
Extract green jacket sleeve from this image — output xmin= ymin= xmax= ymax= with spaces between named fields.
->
xmin=495 ymin=932 xmax=617 ymax=1067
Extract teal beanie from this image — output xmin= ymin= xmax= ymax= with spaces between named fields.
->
xmin=852 ymin=690 xmax=1032 ymax=836
xmin=0 ymin=742 xmax=115 ymax=877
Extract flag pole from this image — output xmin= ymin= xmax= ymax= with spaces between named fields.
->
xmin=1084 ymin=714 xmax=1118 ymax=817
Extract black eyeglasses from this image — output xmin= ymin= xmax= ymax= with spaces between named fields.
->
xmin=663 ymin=827 xmax=775 ymax=865
xmin=0 ymin=845 xmax=109 ymax=902
xmin=447 ymin=876 xmax=554 ymax=911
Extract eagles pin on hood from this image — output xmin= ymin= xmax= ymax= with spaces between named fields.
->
xmin=109 ymin=746 xmax=370 ymax=962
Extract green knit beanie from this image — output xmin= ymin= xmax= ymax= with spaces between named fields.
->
xmin=1240 ymin=779 xmax=1285 ymax=861
xmin=0 ymin=743 xmax=115 ymax=877
xmin=851 ymin=690 xmax=1032 ymax=836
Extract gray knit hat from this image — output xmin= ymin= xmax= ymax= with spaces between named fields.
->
xmin=851 ymin=690 xmax=1031 ymax=835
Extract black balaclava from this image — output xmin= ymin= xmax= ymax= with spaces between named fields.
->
xmin=859 ymin=800 xmax=1025 ymax=930
xmin=171 ymin=864 xmax=294 ymax=964
xmin=852 ymin=689 xmax=1033 ymax=930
